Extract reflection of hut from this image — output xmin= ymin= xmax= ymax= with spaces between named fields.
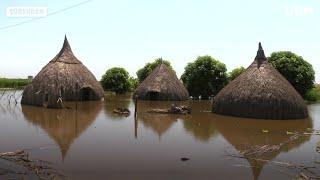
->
xmin=136 ymin=101 xmax=187 ymax=138
xmin=212 ymin=43 xmax=308 ymax=119
xmin=183 ymin=101 xmax=217 ymax=141
xmin=134 ymin=63 xmax=189 ymax=101
xmin=22 ymin=102 xmax=102 ymax=160
xmin=212 ymin=114 xmax=312 ymax=180
xmin=21 ymin=36 xmax=104 ymax=108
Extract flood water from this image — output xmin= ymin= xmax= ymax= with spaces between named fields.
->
xmin=0 ymin=90 xmax=319 ymax=180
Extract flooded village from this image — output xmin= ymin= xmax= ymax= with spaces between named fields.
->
xmin=1 ymin=1 xmax=320 ymax=180
xmin=0 ymin=36 xmax=319 ymax=180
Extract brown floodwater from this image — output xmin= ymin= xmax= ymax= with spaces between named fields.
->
xmin=0 ymin=90 xmax=319 ymax=179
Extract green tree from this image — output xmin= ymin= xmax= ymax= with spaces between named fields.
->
xmin=228 ymin=66 xmax=245 ymax=81
xmin=181 ymin=55 xmax=228 ymax=99
xmin=268 ymin=51 xmax=315 ymax=97
xmin=129 ymin=77 xmax=139 ymax=91
xmin=101 ymin=67 xmax=131 ymax=94
xmin=136 ymin=58 xmax=174 ymax=83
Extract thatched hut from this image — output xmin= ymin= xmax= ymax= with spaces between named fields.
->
xmin=133 ymin=63 xmax=189 ymax=100
xmin=21 ymin=36 xmax=104 ymax=108
xmin=212 ymin=43 xmax=308 ymax=119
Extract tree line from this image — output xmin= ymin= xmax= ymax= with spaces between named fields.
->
xmin=101 ymin=51 xmax=316 ymax=101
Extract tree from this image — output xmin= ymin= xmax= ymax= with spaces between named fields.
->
xmin=129 ymin=77 xmax=139 ymax=91
xmin=228 ymin=66 xmax=245 ymax=81
xmin=101 ymin=67 xmax=131 ymax=94
xmin=136 ymin=58 xmax=174 ymax=83
xmin=268 ymin=51 xmax=315 ymax=97
xmin=181 ymin=55 xmax=228 ymax=99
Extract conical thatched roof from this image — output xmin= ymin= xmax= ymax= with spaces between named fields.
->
xmin=212 ymin=43 xmax=308 ymax=119
xmin=133 ymin=63 xmax=189 ymax=101
xmin=21 ymin=36 xmax=104 ymax=108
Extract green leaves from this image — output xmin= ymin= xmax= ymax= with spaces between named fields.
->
xmin=228 ymin=66 xmax=245 ymax=81
xmin=136 ymin=58 xmax=174 ymax=83
xmin=101 ymin=67 xmax=131 ymax=94
xmin=268 ymin=51 xmax=315 ymax=97
xmin=181 ymin=55 xmax=228 ymax=99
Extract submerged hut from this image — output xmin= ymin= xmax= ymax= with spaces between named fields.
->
xmin=212 ymin=43 xmax=308 ymax=119
xmin=133 ymin=63 xmax=189 ymax=100
xmin=21 ymin=36 xmax=104 ymax=108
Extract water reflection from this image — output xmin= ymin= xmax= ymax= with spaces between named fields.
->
xmin=136 ymin=101 xmax=189 ymax=139
xmin=104 ymin=93 xmax=131 ymax=120
xmin=22 ymin=102 xmax=102 ymax=160
xmin=211 ymin=114 xmax=313 ymax=180
xmin=183 ymin=101 xmax=217 ymax=141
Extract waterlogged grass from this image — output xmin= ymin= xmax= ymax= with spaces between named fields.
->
xmin=0 ymin=78 xmax=31 ymax=89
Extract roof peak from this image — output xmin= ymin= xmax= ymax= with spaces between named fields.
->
xmin=255 ymin=42 xmax=267 ymax=60
xmin=50 ymin=35 xmax=81 ymax=64
xmin=61 ymin=35 xmax=72 ymax=53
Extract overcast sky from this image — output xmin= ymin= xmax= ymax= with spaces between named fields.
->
xmin=0 ymin=0 xmax=319 ymax=82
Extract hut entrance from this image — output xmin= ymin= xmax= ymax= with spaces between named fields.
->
xmin=80 ymin=87 xmax=93 ymax=101
xmin=147 ymin=91 xmax=160 ymax=100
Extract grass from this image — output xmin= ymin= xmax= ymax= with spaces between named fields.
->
xmin=305 ymin=84 xmax=320 ymax=102
xmin=0 ymin=78 xmax=31 ymax=89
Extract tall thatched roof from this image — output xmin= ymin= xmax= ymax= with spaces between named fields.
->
xmin=21 ymin=36 xmax=104 ymax=108
xmin=212 ymin=43 xmax=308 ymax=119
xmin=133 ymin=63 xmax=189 ymax=101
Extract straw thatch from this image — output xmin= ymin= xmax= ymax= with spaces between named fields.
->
xmin=212 ymin=43 xmax=308 ymax=119
xmin=21 ymin=36 xmax=104 ymax=108
xmin=133 ymin=63 xmax=189 ymax=101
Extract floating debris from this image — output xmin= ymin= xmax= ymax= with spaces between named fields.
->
xmin=316 ymin=141 xmax=320 ymax=153
xmin=147 ymin=104 xmax=191 ymax=115
xmin=180 ymin=157 xmax=190 ymax=161
xmin=113 ymin=108 xmax=130 ymax=117
xmin=0 ymin=150 xmax=65 ymax=179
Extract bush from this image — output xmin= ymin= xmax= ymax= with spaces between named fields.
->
xmin=181 ymin=55 xmax=228 ymax=99
xmin=305 ymin=84 xmax=320 ymax=102
xmin=228 ymin=66 xmax=245 ymax=81
xmin=268 ymin=51 xmax=315 ymax=97
xmin=136 ymin=58 xmax=174 ymax=83
xmin=101 ymin=67 xmax=131 ymax=94
xmin=0 ymin=78 xmax=31 ymax=88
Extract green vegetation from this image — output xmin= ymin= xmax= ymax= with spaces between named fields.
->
xmin=268 ymin=51 xmax=315 ymax=97
xmin=128 ymin=77 xmax=139 ymax=91
xmin=101 ymin=67 xmax=132 ymax=94
xmin=136 ymin=58 xmax=174 ymax=83
xmin=305 ymin=84 xmax=320 ymax=102
xmin=181 ymin=55 xmax=228 ymax=99
xmin=228 ymin=66 xmax=245 ymax=81
xmin=0 ymin=78 xmax=31 ymax=89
